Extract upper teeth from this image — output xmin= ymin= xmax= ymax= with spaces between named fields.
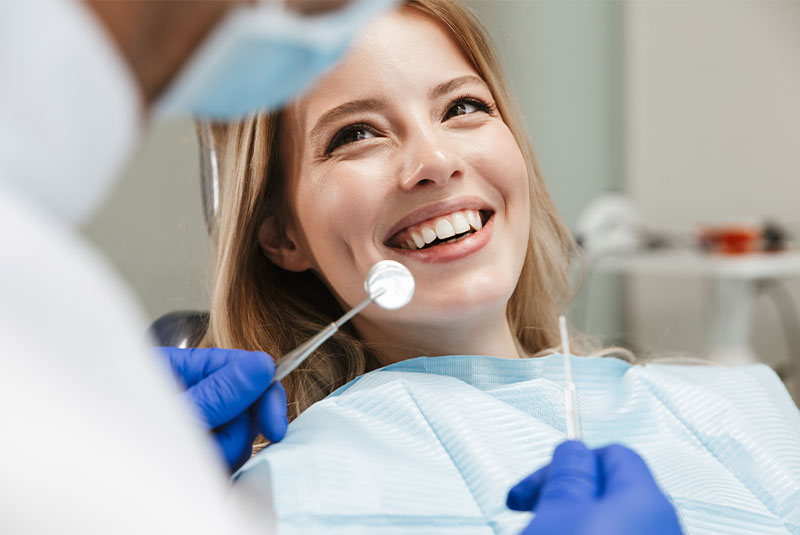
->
xmin=397 ymin=209 xmax=484 ymax=250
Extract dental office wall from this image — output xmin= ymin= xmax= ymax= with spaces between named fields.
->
xmin=623 ymin=1 xmax=800 ymax=396
xmin=82 ymin=1 xmax=626 ymax=342
xmin=83 ymin=120 xmax=210 ymax=321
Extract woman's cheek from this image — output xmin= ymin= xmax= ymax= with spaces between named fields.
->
xmin=303 ymin=167 xmax=382 ymax=245
xmin=483 ymin=126 xmax=528 ymax=195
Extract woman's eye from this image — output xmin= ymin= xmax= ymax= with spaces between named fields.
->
xmin=326 ymin=124 xmax=376 ymax=154
xmin=443 ymin=97 xmax=492 ymax=120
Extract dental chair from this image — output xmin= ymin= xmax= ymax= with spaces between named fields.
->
xmin=149 ymin=310 xmax=209 ymax=348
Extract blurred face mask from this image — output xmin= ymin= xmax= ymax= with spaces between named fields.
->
xmin=2 ymin=0 xmax=394 ymax=226
xmin=156 ymin=0 xmax=397 ymax=119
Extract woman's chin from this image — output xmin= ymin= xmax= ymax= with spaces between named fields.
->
xmin=386 ymin=293 xmax=513 ymax=331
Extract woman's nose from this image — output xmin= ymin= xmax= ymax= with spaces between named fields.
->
xmin=399 ymin=128 xmax=466 ymax=190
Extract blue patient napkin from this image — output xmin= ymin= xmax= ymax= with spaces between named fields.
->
xmin=234 ymin=354 xmax=800 ymax=535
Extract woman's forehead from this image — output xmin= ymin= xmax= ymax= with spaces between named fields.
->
xmin=293 ymin=7 xmax=480 ymax=134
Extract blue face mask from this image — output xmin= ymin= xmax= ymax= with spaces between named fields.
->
xmin=155 ymin=0 xmax=397 ymax=119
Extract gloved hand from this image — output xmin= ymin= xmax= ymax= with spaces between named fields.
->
xmin=507 ymin=441 xmax=683 ymax=535
xmin=159 ymin=347 xmax=288 ymax=472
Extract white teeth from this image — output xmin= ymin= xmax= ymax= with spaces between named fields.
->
xmin=435 ymin=218 xmax=456 ymax=240
xmin=451 ymin=212 xmax=470 ymax=234
xmin=469 ymin=210 xmax=483 ymax=230
xmin=410 ymin=231 xmax=425 ymax=249
xmin=421 ymin=227 xmax=437 ymax=244
xmin=395 ymin=209 xmax=486 ymax=250
xmin=466 ymin=210 xmax=481 ymax=230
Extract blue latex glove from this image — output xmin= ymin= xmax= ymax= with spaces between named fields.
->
xmin=507 ymin=441 xmax=683 ymax=535
xmin=159 ymin=347 xmax=288 ymax=472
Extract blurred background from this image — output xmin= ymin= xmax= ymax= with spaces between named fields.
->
xmin=81 ymin=0 xmax=800 ymax=400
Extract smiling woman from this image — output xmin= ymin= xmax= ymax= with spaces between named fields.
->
xmin=204 ymin=0 xmax=575 ymax=418
xmin=271 ymin=8 xmax=537 ymax=366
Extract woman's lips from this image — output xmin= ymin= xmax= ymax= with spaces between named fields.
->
xmin=387 ymin=212 xmax=494 ymax=264
xmin=383 ymin=196 xmax=492 ymax=243
xmin=387 ymin=208 xmax=487 ymax=249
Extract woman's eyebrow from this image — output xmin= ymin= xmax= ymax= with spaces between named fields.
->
xmin=309 ymin=98 xmax=385 ymax=145
xmin=429 ymin=74 xmax=487 ymax=99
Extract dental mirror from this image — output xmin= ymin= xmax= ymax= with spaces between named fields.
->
xmin=365 ymin=260 xmax=415 ymax=310
xmin=271 ymin=260 xmax=415 ymax=384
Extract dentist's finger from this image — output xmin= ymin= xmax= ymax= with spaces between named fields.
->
xmin=507 ymin=464 xmax=548 ymax=511
xmin=213 ymin=412 xmax=252 ymax=470
xmin=535 ymin=441 xmax=599 ymax=508
xmin=594 ymin=444 xmax=657 ymax=495
xmin=185 ymin=352 xmax=273 ymax=428
xmin=253 ymin=380 xmax=288 ymax=443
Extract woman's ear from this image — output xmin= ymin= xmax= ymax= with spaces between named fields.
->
xmin=258 ymin=216 xmax=312 ymax=272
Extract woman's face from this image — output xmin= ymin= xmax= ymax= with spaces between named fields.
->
xmin=272 ymin=8 xmax=530 ymax=359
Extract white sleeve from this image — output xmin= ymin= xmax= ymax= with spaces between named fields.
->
xmin=0 ymin=190 xmax=273 ymax=533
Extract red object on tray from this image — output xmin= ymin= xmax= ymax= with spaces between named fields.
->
xmin=699 ymin=225 xmax=762 ymax=255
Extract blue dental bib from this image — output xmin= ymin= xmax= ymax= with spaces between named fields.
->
xmin=234 ymin=355 xmax=800 ymax=534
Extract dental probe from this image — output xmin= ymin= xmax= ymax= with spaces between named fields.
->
xmin=271 ymin=260 xmax=415 ymax=385
xmin=559 ymin=315 xmax=582 ymax=441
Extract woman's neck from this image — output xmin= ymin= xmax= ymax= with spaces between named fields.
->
xmin=355 ymin=310 xmax=523 ymax=367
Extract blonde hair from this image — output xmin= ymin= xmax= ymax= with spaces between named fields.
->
xmin=203 ymin=0 xmax=585 ymax=424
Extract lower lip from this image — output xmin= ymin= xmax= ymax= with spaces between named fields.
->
xmin=388 ymin=214 xmax=494 ymax=264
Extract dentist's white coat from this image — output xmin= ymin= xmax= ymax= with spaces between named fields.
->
xmin=0 ymin=1 xmax=269 ymax=532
